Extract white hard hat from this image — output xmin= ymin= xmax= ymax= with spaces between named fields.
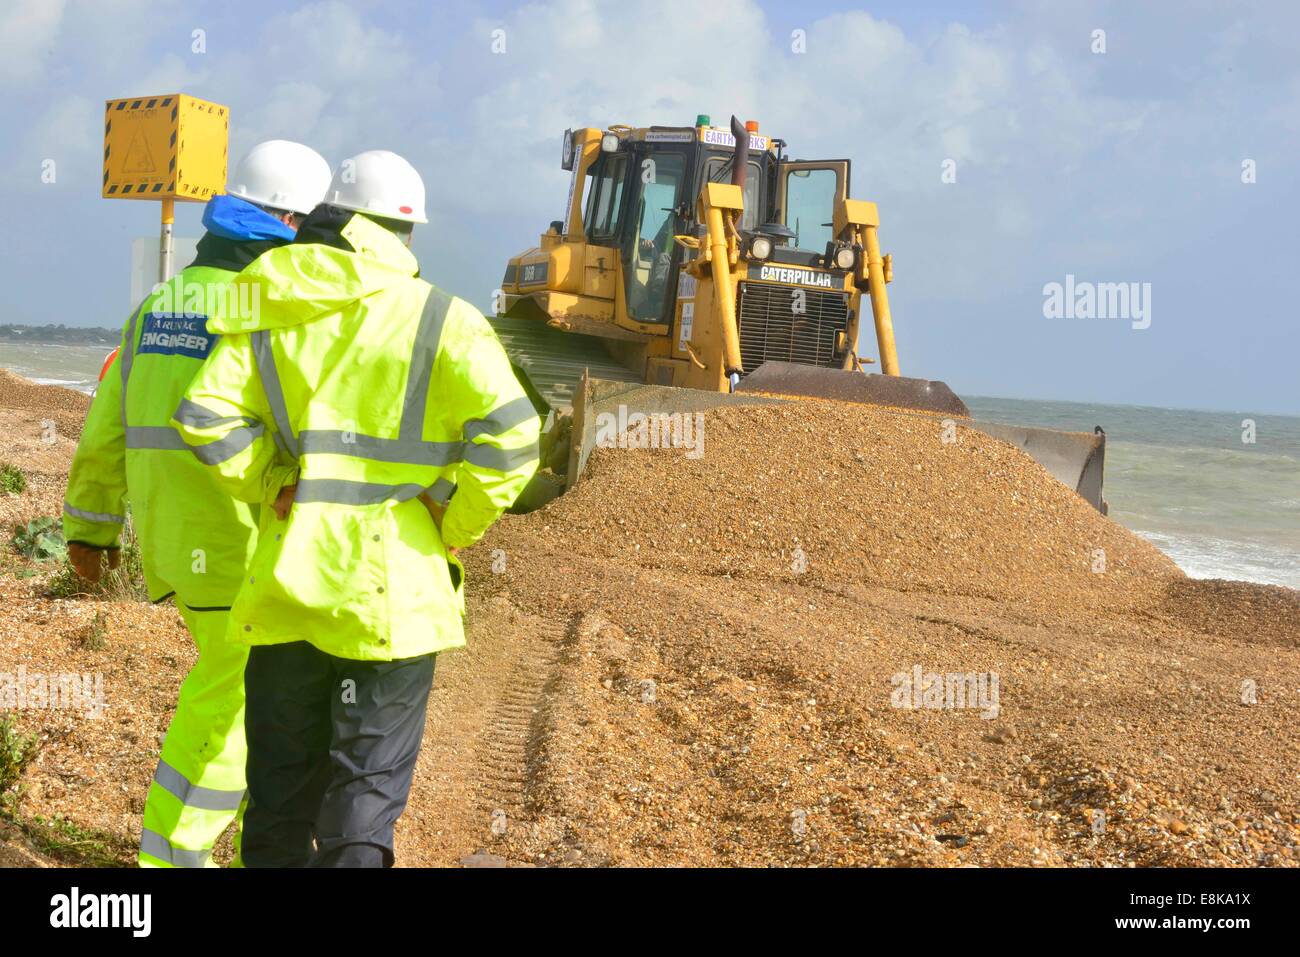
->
xmin=325 ymin=149 xmax=427 ymax=224
xmin=227 ymin=139 xmax=332 ymax=215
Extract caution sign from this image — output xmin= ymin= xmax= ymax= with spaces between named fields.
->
xmin=103 ymin=94 xmax=229 ymax=202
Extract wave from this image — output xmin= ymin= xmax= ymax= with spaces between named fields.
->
xmin=32 ymin=377 xmax=87 ymax=387
xmin=1137 ymin=530 xmax=1300 ymax=589
xmin=1106 ymin=437 xmax=1300 ymax=553
xmin=31 ymin=377 xmax=95 ymax=394
xmin=1109 ymin=440 xmax=1299 ymax=470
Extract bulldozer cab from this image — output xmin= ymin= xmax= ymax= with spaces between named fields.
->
xmin=593 ymin=138 xmax=851 ymax=324
xmin=581 ymin=132 xmax=782 ymax=326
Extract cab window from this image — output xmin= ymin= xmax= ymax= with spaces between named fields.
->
xmin=583 ymin=156 xmax=627 ymax=240
xmin=706 ymin=157 xmax=763 ymax=230
xmin=784 ymin=168 xmax=837 ymax=252
xmin=625 ymin=151 xmax=686 ymax=322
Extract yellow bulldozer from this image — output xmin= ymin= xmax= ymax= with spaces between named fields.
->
xmin=495 ymin=115 xmax=1106 ymax=511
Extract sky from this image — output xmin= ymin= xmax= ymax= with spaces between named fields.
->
xmin=1 ymin=0 xmax=1298 ymax=414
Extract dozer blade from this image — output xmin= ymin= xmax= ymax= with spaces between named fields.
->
xmin=736 ymin=361 xmax=969 ymax=416
xmin=963 ymin=421 xmax=1107 ymax=514
xmin=568 ymin=374 xmax=785 ymax=490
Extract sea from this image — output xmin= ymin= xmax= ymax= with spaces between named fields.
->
xmin=2 ymin=341 xmax=1296 ymax=590
xmin=965 ymin=395 xmax=1298 ymax=590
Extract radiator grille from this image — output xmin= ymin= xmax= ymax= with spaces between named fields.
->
xmin=737 ymin=282 xmax=850 ymax=372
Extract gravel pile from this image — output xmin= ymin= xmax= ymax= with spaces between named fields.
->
xmin=0 ymin=370 xmax=90 ymax=440
xmin=522 ymin=402 xmax=1181 ymax=614
xmin=0 ymin=370 xmax=91 ymax=415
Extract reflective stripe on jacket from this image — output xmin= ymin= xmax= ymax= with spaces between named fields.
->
xmin=173 ymin=213 xmax=540 ymax=660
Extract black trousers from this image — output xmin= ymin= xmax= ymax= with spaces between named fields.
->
xmin=242 ymin=641 xmax=436 ymax=868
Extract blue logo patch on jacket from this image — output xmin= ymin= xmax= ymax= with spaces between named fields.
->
xmin=137 ymin=313 xmax=218 ymax=360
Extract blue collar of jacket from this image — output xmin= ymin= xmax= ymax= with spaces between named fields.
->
xmin=201 ymin=194 xmax=297 ymax=243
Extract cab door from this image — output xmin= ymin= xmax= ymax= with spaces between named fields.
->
xmin=776 ymin=159 xmax=850 ymax=253
xmin=581 ymin=152 xmax=628 ymax=300
xmin=620 ymin=147 xmax=688 ymax=326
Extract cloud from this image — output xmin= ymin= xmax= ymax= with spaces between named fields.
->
xmin=274 ymin=1 xmax=411 ymax=80
xmin=6 ymin=94 xmax=95 ymax=195
xmin=0 ymin=0 xmax=67 ymax=82
xmin=233 ymin=81 xmax=333 ymax=156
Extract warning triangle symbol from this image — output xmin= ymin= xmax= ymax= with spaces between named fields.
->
xmin=122 ymin=125 xmax=156 ymax=174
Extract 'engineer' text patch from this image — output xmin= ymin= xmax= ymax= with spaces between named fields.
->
xmin=137 ymin=313 xmax=217 ymax=360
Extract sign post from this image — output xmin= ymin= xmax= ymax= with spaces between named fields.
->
xmin=102 ymin=93 xmax=229 ymax=284
xmin=160 ymin=197 xmax=174 ymax=286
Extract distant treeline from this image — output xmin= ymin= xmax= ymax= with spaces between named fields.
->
xmin=0 ymin=324 xmax=120 ymax=344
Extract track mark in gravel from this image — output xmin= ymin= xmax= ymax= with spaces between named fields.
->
xmin=470 ymin=618 xmax=568 ymax=826
xmin=914 ymin=614 xmax=1002 ymax=640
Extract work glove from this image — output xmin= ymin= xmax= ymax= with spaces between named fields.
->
xmin=418 ymin=494 xmax=457 ymax=556
xmin=68 ymin=543 xmax=121 ymax=584
xmin=272 ymin=483 xmax=297 ymax=521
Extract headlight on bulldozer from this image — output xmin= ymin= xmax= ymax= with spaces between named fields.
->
xmin=750 ymin=236 xmax=773 ymax=261
xmin=834 ymin=246 xmax=856 ymax=270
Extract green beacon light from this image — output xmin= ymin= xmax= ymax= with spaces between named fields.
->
xmin=695 ymin=114 xmax=711 ymax=128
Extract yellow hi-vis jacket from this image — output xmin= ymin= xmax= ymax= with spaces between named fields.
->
xmin=173 ymin=214 xmax=540 ymax=660
xmin=64 ymin=263 xmax=260 ymax=607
